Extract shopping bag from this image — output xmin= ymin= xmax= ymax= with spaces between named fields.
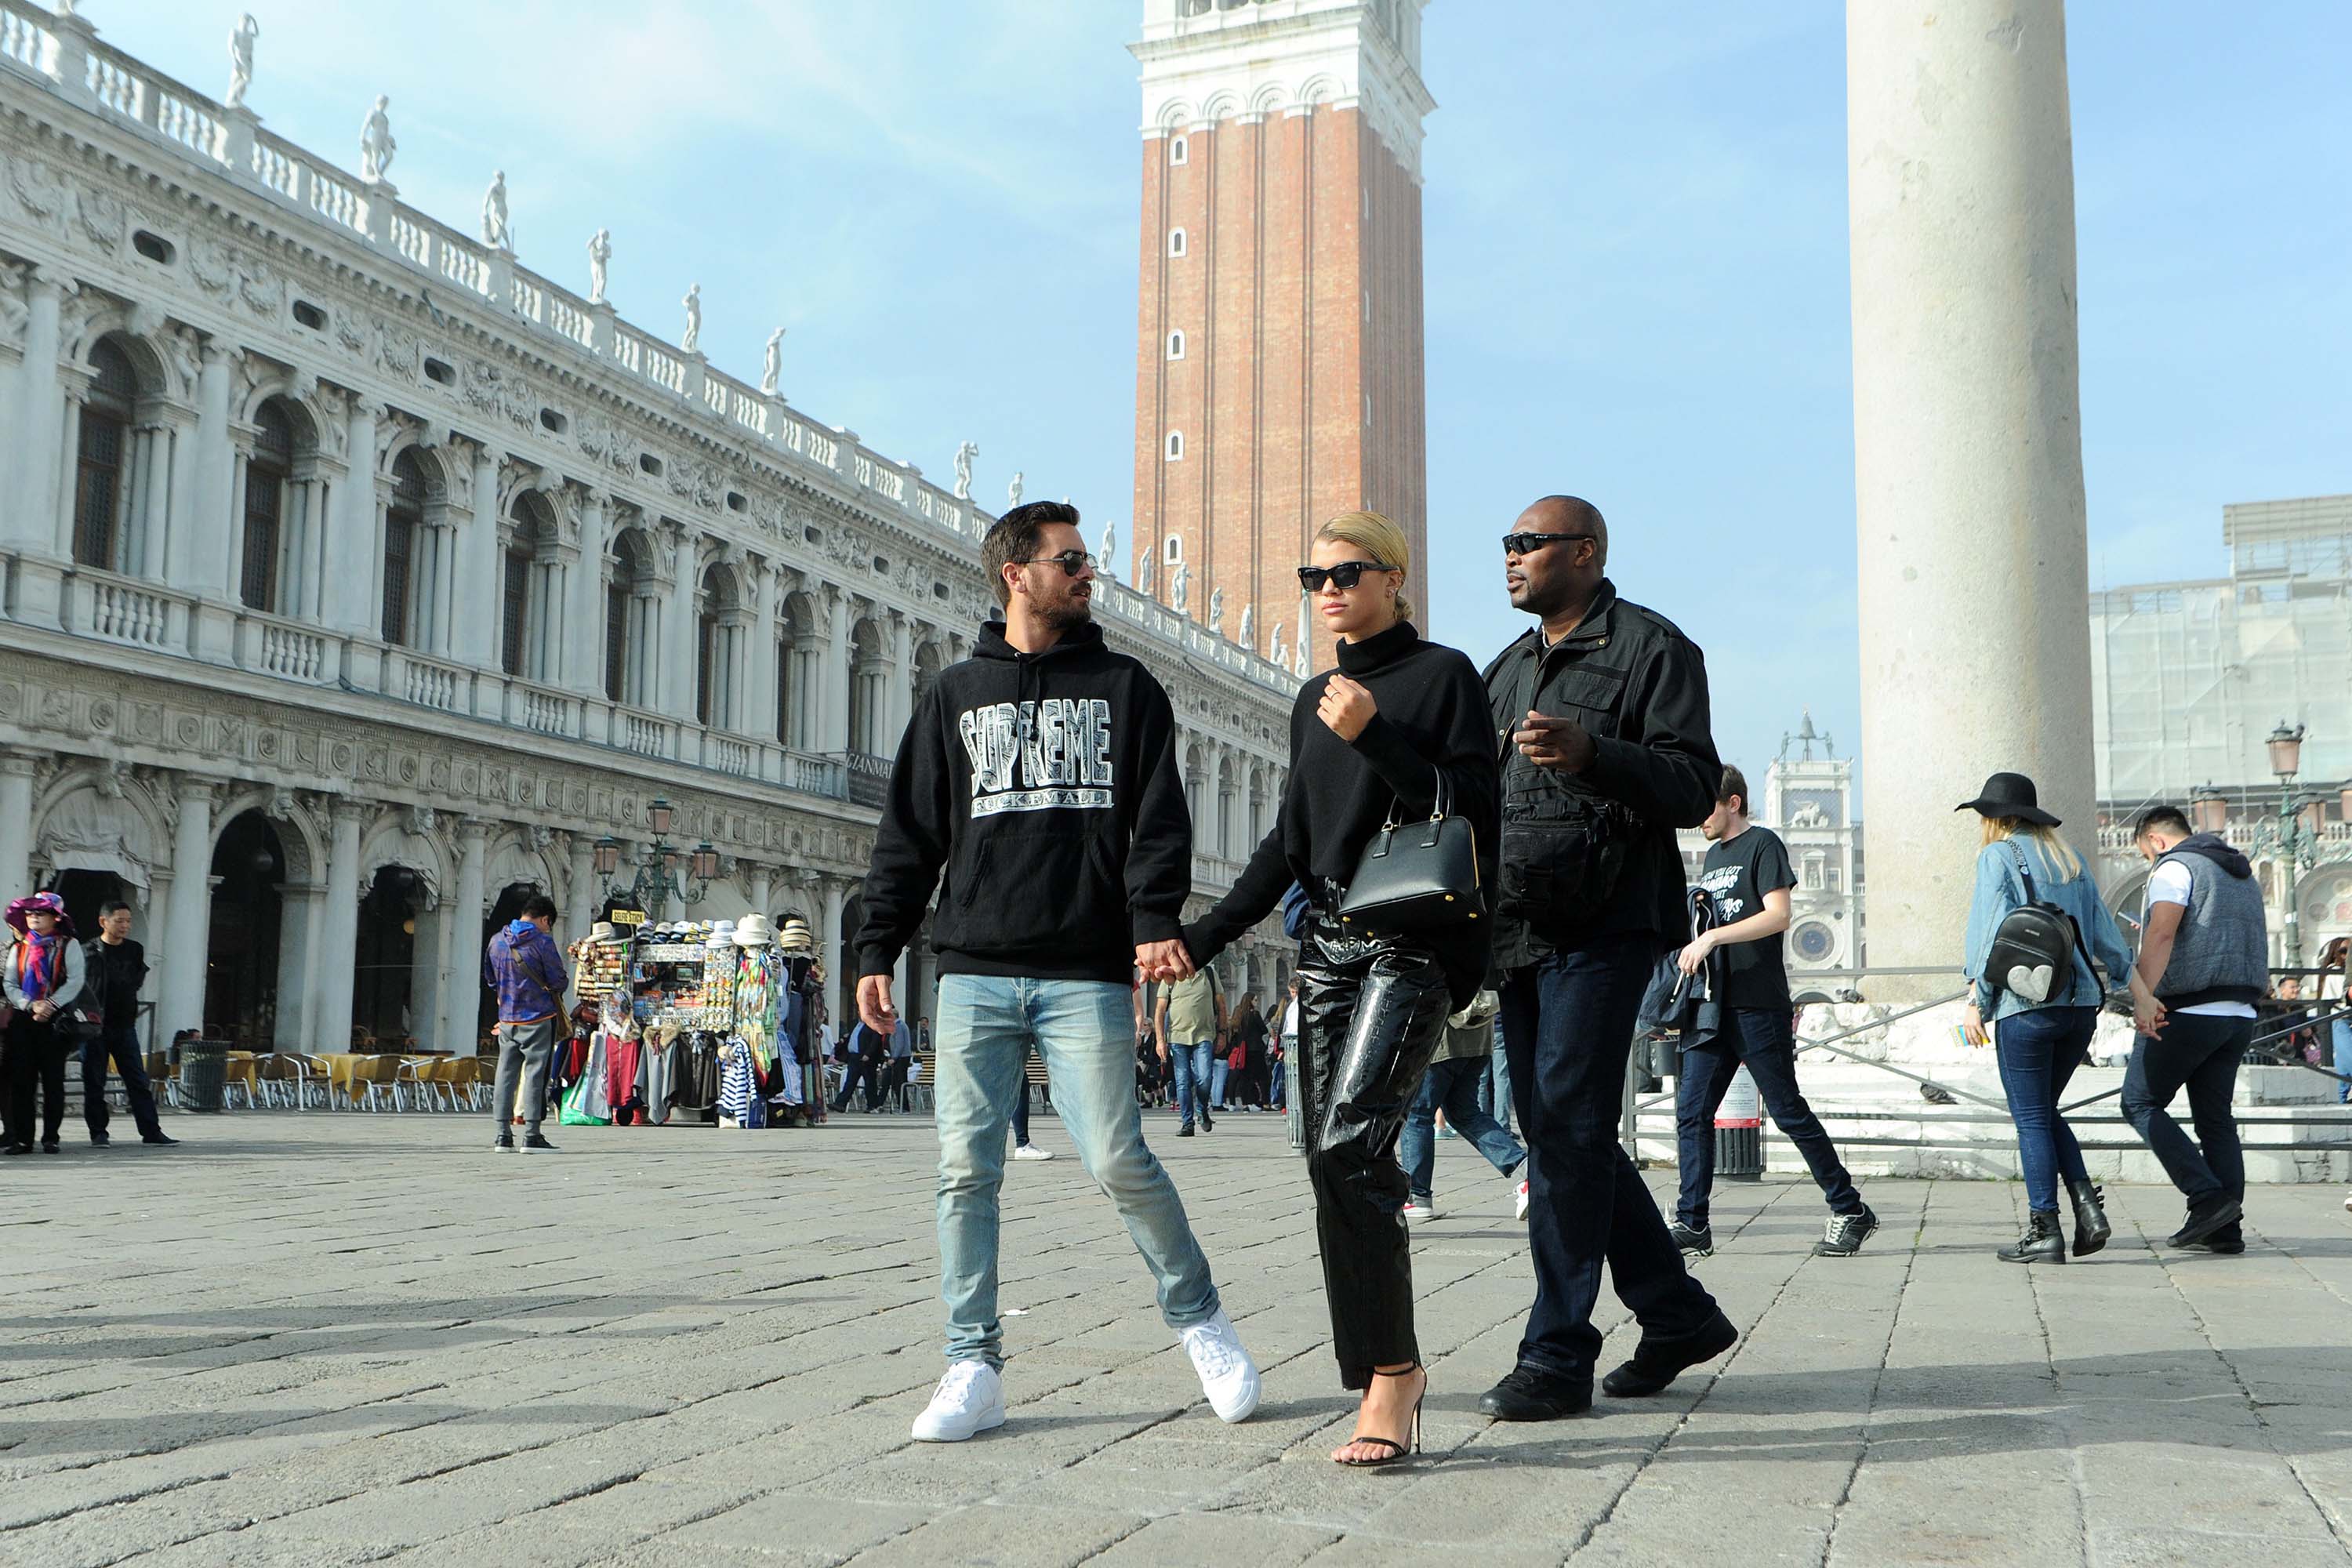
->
xmin=559 ymin=1037 xmax=612 ymax=1125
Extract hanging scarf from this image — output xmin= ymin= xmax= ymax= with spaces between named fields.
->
xmin=15 ymin=932 xmax=65 ymax=1004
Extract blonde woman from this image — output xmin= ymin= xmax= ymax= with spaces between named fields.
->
xmin=1957 ymin=773 xmax=2134 ymax=1263
xmin=1183 ymin=510 xmax=1499 ymax=1465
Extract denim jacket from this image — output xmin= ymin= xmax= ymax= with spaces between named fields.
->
xmin=1962 ymin=839 xmax=2132 ymax=1022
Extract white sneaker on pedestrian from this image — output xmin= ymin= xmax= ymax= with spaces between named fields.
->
xmin=1403 ymin=1199 xmax=1439 ymax=1223
xmin=1514 ymin=1180 xmax=1531 ymax=1222
xmin=911 ymin=1361 xmax=1006 ymax=1443
xmin=1178 ymin=1308 xmax=1261 ymax=1423
xmin=1012 ymin=1143 xmax=1054 ymax=1161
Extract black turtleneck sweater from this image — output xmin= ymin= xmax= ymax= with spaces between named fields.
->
xmin=1184 ymin=621 xmax=1500 ymax=1007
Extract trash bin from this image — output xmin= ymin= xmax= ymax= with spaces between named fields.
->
xmin=179 ymin=1039 xmax=231 ymax=1112
xmin=1714 ymin=1063 xmax=1762 ymax=1181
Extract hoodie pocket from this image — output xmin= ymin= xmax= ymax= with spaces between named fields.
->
xmin=938 ymin=829 xmax=1115 ymax=953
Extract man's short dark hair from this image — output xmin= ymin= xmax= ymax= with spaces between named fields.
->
xmin=1717 ymin=764 xmax=1750 ymax=815
xmin=521 ymin=893 xmax=559 ymax=921
xmin=99 ymin=899 xmax=132 ymax=918
xmin=981 ymin=500 xmax=1083 ymax=608
xmin=2130 ymin=805 xmax=2191 ymax=841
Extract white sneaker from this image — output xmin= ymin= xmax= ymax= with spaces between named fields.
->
xmin=1403 ymin=1199 xmax=1439 ymax=1223
xmin=1514 ymin=1180 xmax=1531 ymax=1222
xmin=1012 ymin=1143 xmax=1055 ymax=1161
xmin=911 ymin=1361 xmax=1006 ymax=1443
xmin=1178 ymin=1308 xmax=1261 ymax=1423
xmin=2343 ymin=1189 xmax=2351 ymax=1214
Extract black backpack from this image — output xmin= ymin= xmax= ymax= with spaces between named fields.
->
xmin=1984 ymin=841 xmax=2098 ymax=1006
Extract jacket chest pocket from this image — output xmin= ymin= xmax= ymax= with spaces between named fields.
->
xmin=1539 ymin=664 xmax=1626 ymax=739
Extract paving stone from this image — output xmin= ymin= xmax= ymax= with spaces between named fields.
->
xmin=0 ymin=1115 xmax=2347 ymax=1566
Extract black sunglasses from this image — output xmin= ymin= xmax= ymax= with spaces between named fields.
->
xmin=1501 ymin=532 xmax=1594 ymax=557
xmin=1296 ymin=561 xmax=1395 ymax=592
xmin=1014 ymin=550 xmax=1097 ymax=576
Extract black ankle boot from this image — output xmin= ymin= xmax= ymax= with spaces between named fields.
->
xmin=2065 ymin=1178 xmax=2111 ymax=1258
xmin=1998 ymin=1210 xmax=2065 ymax=1264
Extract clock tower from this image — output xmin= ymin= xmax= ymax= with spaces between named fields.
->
xmin=1129 ymin=0 xmax=1435 ymax=662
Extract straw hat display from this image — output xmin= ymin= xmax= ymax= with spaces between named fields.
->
xmin=778 ymin=916 xmax=815 ymax=953
xmin=589 ymin=920 xmax=622 ymax=944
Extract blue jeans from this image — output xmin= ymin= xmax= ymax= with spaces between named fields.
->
xmin=1991 ymin=1005 xmax=2095 ymax=1214
xmin=1171 ymin=1037 xmax=1214 ymax=1124
xmin=935 ymin=976 xmax=1219 ymax=1368
xmin=1269 ymin=1055 xmax=1287 ymax=1108
xmin=2332 ymin=1018 xmax=2350 ymax=1103
xmin=1501 ymin=935 xmax=1719 ymax=1379
xmin=1400 ymin=1054 xmax=1526 ymax=1201
xmin=1209 ymin=1056 xmax=1231 ymax=1109
xmin=1478 ymin=1018 xmax=1515 ymax=1135
xmin=2121 ymin=1011 xmax=2249 ymax=1207
xmin=1675 ymin=1007 xmax=1861 ymax=1229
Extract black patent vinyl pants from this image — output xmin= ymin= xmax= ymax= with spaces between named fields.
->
xmin=1296 ymin=917 xmax=1453 ymax=1390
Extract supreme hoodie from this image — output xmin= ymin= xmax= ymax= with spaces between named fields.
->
xmin=853 ymin=619 xmax=1192 ymax=985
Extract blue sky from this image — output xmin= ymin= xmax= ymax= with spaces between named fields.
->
xmin=114 ymin=2 xmax=2352 ymax=797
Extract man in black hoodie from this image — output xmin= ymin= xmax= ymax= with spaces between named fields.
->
xmin=1477 ymin=495 xmax=1737 ymax=1421
xmin=855 ymin=502 xmax=1261 ymax=1444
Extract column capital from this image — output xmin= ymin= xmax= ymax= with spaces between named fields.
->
xmin=0 ymin=749 xmax=45 ymax=780
xmin=172 ymin=771 xmax=223 ymax=805
xmin=328 ymin=796 xmax=372 ymax=826
xmin=454 ymin=814 xmax=492 ymax=846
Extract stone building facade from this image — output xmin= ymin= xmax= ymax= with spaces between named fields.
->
xmin=1127 ymin=0 xmax=1432 ymax=664
xmin=0 ymin=2 xmax=1298 ymax=1054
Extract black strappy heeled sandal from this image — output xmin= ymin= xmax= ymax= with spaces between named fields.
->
xmin=1334 ymin=1363 xmax=1425 ymax=1467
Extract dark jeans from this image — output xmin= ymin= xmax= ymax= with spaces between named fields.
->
xmin=1675 ymin=1007 xmax=1861 ymax=1229
xmin=1501 ymin=934 xmax=1719 ymax=1380
xmin=82 ymin=1025 xmax=163 ymax=1142
xmin=1991 ymin=1005 xmax=2095 ymax=1214
xmin=833 ymin=1054 xmax=881 ymax=1111
xmin=1298 ymin=919 xmax=1451 ymax=1390
xmin=4 ymin=1012 xmax=71 ymax=1148
xmin=2121 ymin=1011 xmax=2249 ymax=1206
xmin=1400 ymin=1054 xmax=1526 ymax=1200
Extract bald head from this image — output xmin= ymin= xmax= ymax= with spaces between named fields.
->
xmin=1523 ymin=495 xmax=1607 ymax=568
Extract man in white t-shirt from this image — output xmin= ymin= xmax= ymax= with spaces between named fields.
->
xmin=2122 ymin=806 xmax=2265 ymax=1252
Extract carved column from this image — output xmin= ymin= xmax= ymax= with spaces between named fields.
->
xmin=324 ymin=393 xmax=381 ymax=635
xmin=450 ymin=438 xmax=500 ymax=668
xmin=0 ymin=751 xmax=38 ymax=905
xmin=444 ymin=818 xmax=489 ymax=1056
xmin=821 ymin=876 xmax=848 ymax=1036
xmin=187 ymin=343 xmax=237 ymax=598
xmin=9 ymin=270 xmax=64 ymax=561
xmin=565 ymin=832 xmax=599 ymax=949
xmin=822 ymin=586 xmax=854 ymax=754
xmin=157 ymin=776 xmax=217 ymax=1046
xmin=662 ymin=524 xmax=698 ymax=716
xmin=273 ymin=877 xmax=320 ymax=1052
xmin=887 ymin=611 xmax=916 ymax=754
xmin=566 ymin=487 xmax=608 ymax=697
xmin=746 ymin=865 xmax=773 ymax=923
xmin=310 ymin=800 xmax=367 ymax=1054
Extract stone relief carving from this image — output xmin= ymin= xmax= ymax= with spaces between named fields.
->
xmin=75 ymin=187 xmax=126 ymax=253
xmin=463 ymin=358 xmax=537 ymax=430
xmin=0 ymin=263 xmax=28 ymax=350
xmin=572 ymin=408 xmax=636 ymax=474
xmin=8 ymin=154 xmax=65 ymax=223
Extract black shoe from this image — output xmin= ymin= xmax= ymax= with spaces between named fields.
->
xmin=2065 ymin=1178 xmax=2111 ymax=1258
xmin=1814 ymin=1205 xmax=1878 ymax=1258
xmin=2168 ymin=1192 xmax=2242 ymax=1248
xmin=141 ymin=1133 xmax=179 ymax=1146
xmin=2 ymin=1145 xmax=30 ymax=1156
xmin=1602 ymin=1308 xmax=1737 ymax=1398
xmin=1176 ymin=1123 xmax=1195 ymax=1137
xmin=1200 ymin=1111 xmax=1214 ymax=1132
xmin=1477 ymin=1363 xmax=1593 ymax=1421
xmin=91 ymin=1133 xmax=111 ymax=1147
xmin=1998 ymin=1209 xmax=2065 ymax=1264
xmin=2177 ymin=1223 xmax=2245 ymax=1255
xmin=522 ymin=1132 xmax=559 ymax=1152
xmin=492 ymin=1134 xmax=516 ymax=1153
xmin=41 ymin=1141 xmax=60 ymax=1154
xmin=1670 ymin=1221 xmax=1714 ymax=1259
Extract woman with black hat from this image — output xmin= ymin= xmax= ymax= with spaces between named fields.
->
xmin=1956 ymin=773 xmax=2134 ymax=1263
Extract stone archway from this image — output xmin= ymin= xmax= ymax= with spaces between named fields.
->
xmin=205 ymin=811 xmax=286 ymax=1046
xmin=354 ymin=864 xmax=428 ymax=1046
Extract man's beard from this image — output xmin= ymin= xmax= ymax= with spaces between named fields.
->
xmin=1040 ymin=593 xmax=1093 ymax=632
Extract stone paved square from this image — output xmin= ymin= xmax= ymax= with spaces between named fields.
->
xmin=5 ymin=1111 xmax=2351 ymax=1566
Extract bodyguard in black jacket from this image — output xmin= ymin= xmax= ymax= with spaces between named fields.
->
xmin=1475 ymin=494 xmax=1737 ymax=1423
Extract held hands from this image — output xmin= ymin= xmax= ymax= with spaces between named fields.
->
xmin=856 ymin=974 xmax=897 ymax=1035
xmin=28 ymin=1000 xmax=55 ymax=1022
xmin=1513 ymin=710 xmax=1596 ymax=773
xmin=1135 ymin=938 xmax=1195 ymax=985
xmin=2132 ymin=992 xmax=2169 ymax=1040
xmin=1317 ymin=674 xmax=1377 ymax=742
xmin=1675 ymin=933 xmax=1717 ymax=978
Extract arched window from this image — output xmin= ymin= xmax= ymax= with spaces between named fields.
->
xmin=1169 ymin=136 xmax=1189 ymax=165
xmin=777 ymin=591 xmax=818 ymax=750
xmin=381 ymin=452 xmax=427 ymax=645
xmin=1167 ymin=227 xmax=1187 ymax=258
xmin=241 ymin=403 xmax=293 ymax=611
xmin=1215 ymin=756 xmax=1236 ymax=858
xmin=73 ymin=340 xmax=138 ymax=572
xmin=604 ymin=529 xmax=655 ymax=706
xmin=846 ymin=617 xmax=886 ymax=756
xmin=1167 ymin=328 xmax=1186 ymax=361
xmin=1164 ymin=534 xmax=1183 ymax=564
xmin=1165 ymin=430 xmax=1184 ymax=461
xmin=503 ymin=492 xmax=559 ymax=680
xmin=695 ymin=563 xmax=742 ymax=730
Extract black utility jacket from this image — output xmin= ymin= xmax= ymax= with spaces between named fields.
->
xmin=1483 ymin=579 xmax=1721 ymax=966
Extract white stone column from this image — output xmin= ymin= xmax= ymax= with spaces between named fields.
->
xmin=0 ymin=751 xmax=38 ymax=899
xmin=157 ymin=777 xmax=217 ymax=1045
xmin=1849 ymin=0 xmax=2096 ymax=993
xmin=822 ymin=877 xmax=848 ymax=1031
xmin=662 ymin=528 xmax=699 ymax=715
xmin=445 ymin=818 xmax=488 ymax=1056
xmin=311 ymin=800 xmax=367 ymax=1054
xmin=567 ymin=489 xmax=608 ymax=696
xmin=7 ymin=273 xmax=64 ymax=557
xmin=324 ymin=394 xmax=381 ymax=635
xmin=167 ymin=343 xmax=234 ymax=600
xmin=273 ymin=880 xmax=320 ymax=1051
xmin=565 ymin=832 xmax=601 ymax=949
xmin=408 ymin=900 xmax=446 ymax=1052
xmin=887 ymin=612 xmax=916 ymax=754
xmin=822 ymin=588 xmax=854 ymax=753
xmin=455 ymin=441 xmax=501 ymax=667
xmin=746 ymin=866 xmax=773 ymax=923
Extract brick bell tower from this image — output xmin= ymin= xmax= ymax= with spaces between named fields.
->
xmin=1129 ymin=0 xmax=1435 ymax=662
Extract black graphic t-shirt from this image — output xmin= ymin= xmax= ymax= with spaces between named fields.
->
xmin=1695 ymin=824 xmax=1796 ymax=1010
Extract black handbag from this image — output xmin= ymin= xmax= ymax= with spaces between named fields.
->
xmin=1335 ymin=771 xmax=1481 ymax=933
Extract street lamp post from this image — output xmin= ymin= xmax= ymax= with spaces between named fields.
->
xmin=591 ymin=796 xmax=720 ymax=918
xmin=2266 ymin=722 xmax=2313 ymax=968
